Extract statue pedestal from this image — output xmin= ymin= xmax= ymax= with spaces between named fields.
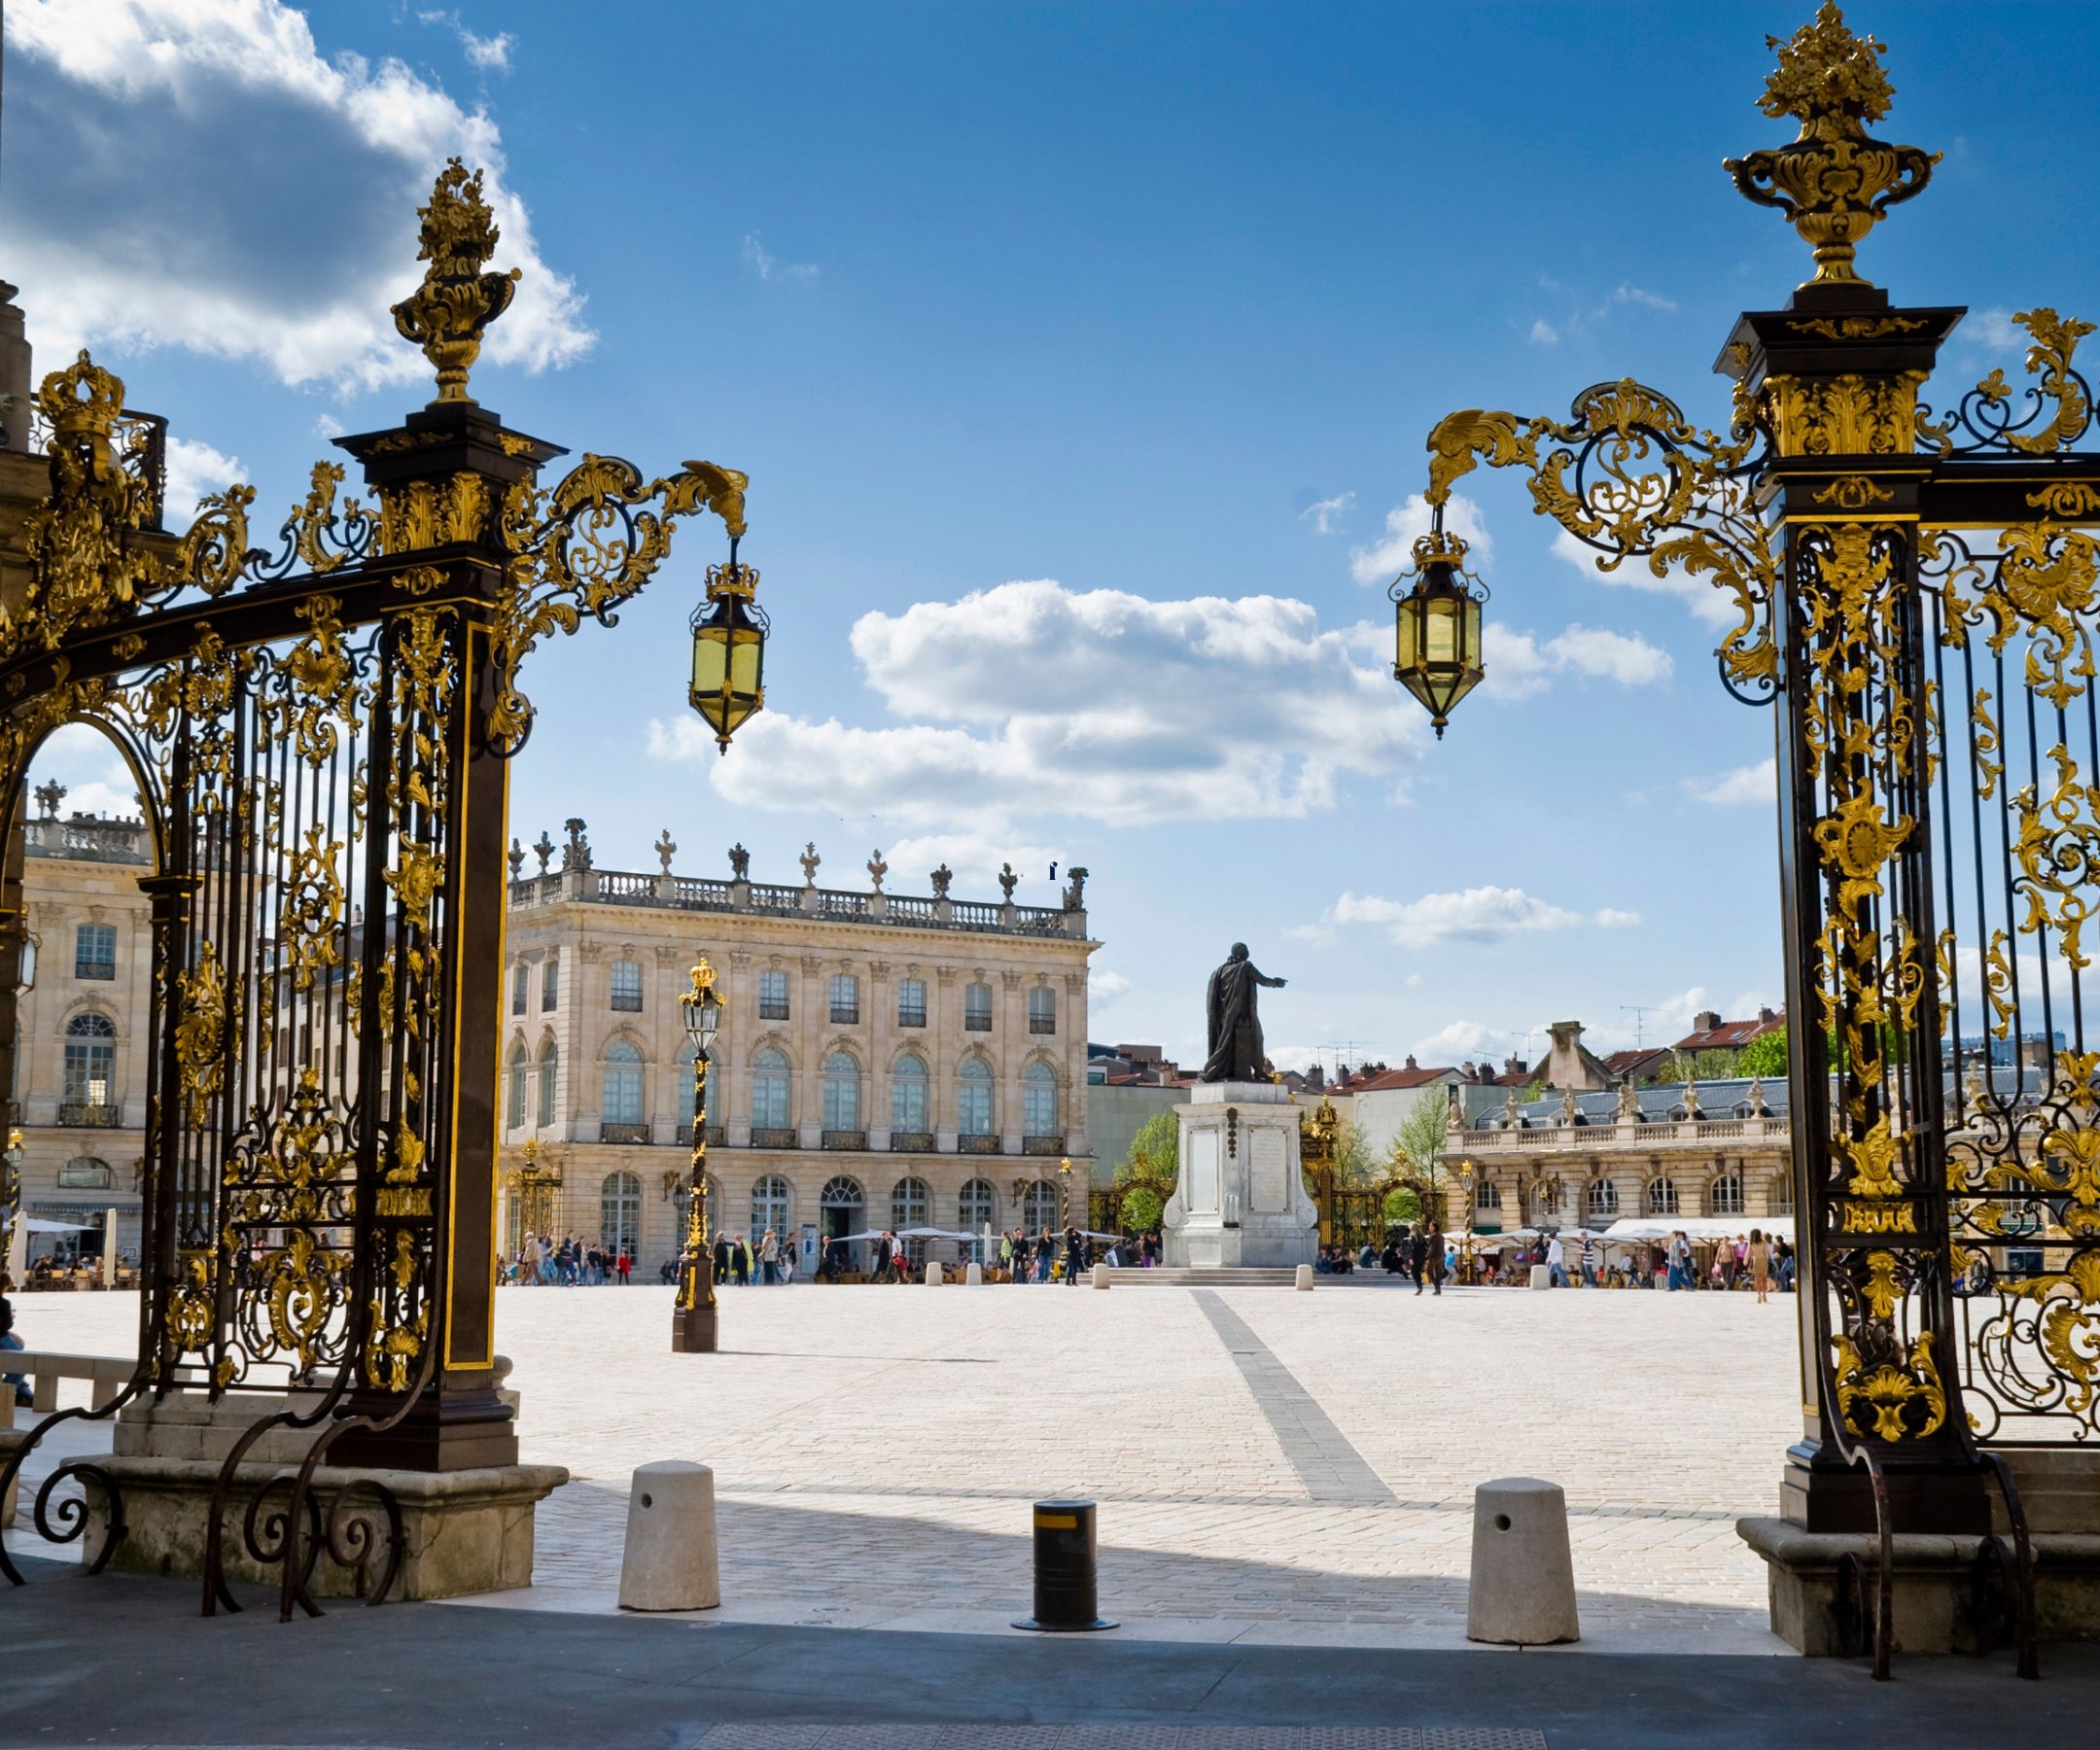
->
xmin=1162 ymin=1083 xmax=1317 ymax=1269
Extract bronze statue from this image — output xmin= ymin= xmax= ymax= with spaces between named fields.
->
xmin=1201 ymin=943 xmax=1286 ymax=1082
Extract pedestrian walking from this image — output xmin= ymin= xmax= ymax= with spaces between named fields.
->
xmin=1546 ymin=1232 xmax=1568 ymax=1288
xmin=1408 ymin=1224 xmax=1428 ymax=1294
xmin=1424 ymin=1221 xmax=1446 ymax=1296
xmin=615 ymin=1246 xmax=632 ymax=1284
xmin=1064 ymin=1225 xmax=1085 ymax=1286
xmin=1747 ymin=1227 xmax=1772 ymax=1304
xmin=760 ymin=1227 xmax=780 ymax=1285
xmin=1034 ymin=1227 xmax=1055 ymax=1284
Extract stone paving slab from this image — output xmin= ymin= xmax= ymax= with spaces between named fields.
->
xmin=3 ymin=1282 xmax=1802 ymax=1653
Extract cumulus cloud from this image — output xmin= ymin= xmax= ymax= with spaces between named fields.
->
xmin=25 ymin=722 xmax=144 ymax=820
xmin=1329 ymin=886 xmax=1628 ymax=948
xmin=653 ymin=579 xmax=1427 ymax=828
xmin=1551 ymin=527 xmax=1742 ymax=629
xmin=1688 ymin=757 xmax=1776 ymax=805
xmin=161 ymin=437 xmax=246 ymax=518
xmin=1349 ymin=492 xmax=1490 ymax=585
xmin=1091 ymin=969 xmax=1133 ymax=1008
xmin=417 ymin=9 xmax=512 ymax=70
xmin=1301 ymin=492 xmax=1354 ymax=535
xmin=742 ymin=234 xmax=819 ymax=284
xmin=879 ymin=831 xmax=1063 ymax=897
xmin=1481 ymin=622 xmax=1672 ymax=700
xmin=1415 ymin=1018 xmax=1500 ymax=1061
xmin=3 ymin=0 xmax=591 ymax=392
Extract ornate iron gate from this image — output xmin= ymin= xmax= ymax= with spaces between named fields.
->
xmin=0 ymin=161 xmax=754 ymax=1618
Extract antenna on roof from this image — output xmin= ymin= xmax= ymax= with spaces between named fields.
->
xmin=1621 ymin=1005 xmax=1661 ymax=1049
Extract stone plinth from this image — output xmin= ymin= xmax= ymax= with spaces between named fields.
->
xmin=1162 ymin=1082 xmax=1316 ymax=1269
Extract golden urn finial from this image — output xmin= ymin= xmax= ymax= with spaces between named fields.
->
xmin=391 ymin=158 xmax=521 ymax=405
xmin=1723 ymin=4 xmax=1939 ymax=289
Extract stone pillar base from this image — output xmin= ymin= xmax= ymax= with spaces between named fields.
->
xmin=87 ymin=1452 xmax=568 ymax=1600
xmin=672 ymin=1302 xmax=718 ymax=1353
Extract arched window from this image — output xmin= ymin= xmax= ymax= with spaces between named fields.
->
xmin=1474 ymin=1178 xmax=1501 ymax=1211
xmin=600 ymin=1171 xmax=642 ymax=1255
xmin=63 ymin=1012 xmax=117 ymax=1107
xmin=819 ymin=1174 xmax=864 ymax=1253
xmin=752 ymin=1048 xmax=791 ymax=1129
xmin=958 ymin=1057 xmax=995 ymax=1136
xmin=751 ymin=1173 xmax=792 ymax=1237
xmin=1529 ymin=1181 xmax=1560 ymax=1224
xmin=507 ymin=1041 xmax=527 ymax=1130
xmin=1586 ymin=1178 xmax=1619 ymax=1220
xmin=58 ymin=1156 xmax=112 ymax=1189
xmin=603 ymin=1039 xmax=645 ymax=1126
xmin=1710 ymin=1172 xmax=1745 ymax=1216
xmin=610 ymin=960 xmax=644 ymax=1012
xmin=1029 ymin=986 xmax=1056 ymax=1034
xmin=891 ymin=1175 xmax=928 ymax=1229
xmin=1770 ymin=1170 xmax=1796 ymax=1216
xmin=537 ymin=1039 xmax=559 ymax=1128
xmin=1647 ymin=1177 xmax=1680 ymax=1216
xmin=891 ymin=1053 xmax=928 ymax=1134
xmin=1022 ymin=1178 xmax=1060 ymax=1232
xmin=958 ymin=1177 xmax=996 ymax=1232
xmin=1023 ymin=1061 xmax=1059 ymax=1139
xmin=822 ymin=1051 xmax=861 ymax=1133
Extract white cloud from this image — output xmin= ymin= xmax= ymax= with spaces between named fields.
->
xmin=1332 ymin=886 xmax=1599 ymax=948
xmin=1349 ymin=491 xmax=1490 ymax=585
xmin=1481 ymin=622 xmax=1671 ymax=702
xmin=313 ymin=412 xmax=345 ymax=439
xmin=1688 ymin=757 xmax=1776 ymax=805
xmin=1527 ymin=318 xmax=1558 ymax=345
xmin=1301 ymin=492 xmax=1354 ymax=535
xmin=742 ymin=233 xmax=819 ymax=284
xmin=1606 ymin=284 xmax=1677 ymax=314
xmin=5 ymin=0 xmax=592 ymax=392
xmin=879 ymin=831 xmax=1062 ymax=897
xmin=417 ymin=9 xmax=512 ymax=70
xmin=161 ymin=436 xmax=246 ymax=517
xmin=1593 ymin=907 xmax=1642 ymax=928
xmin=652 ymin=580 xmax=1427 ymax=829
xmin=1416 ymin=1018 xmax=1498 ymax=1060
xmin=25 ymin=722 xmax=144 ymax=820
xmin=1551 ymin=527 xmax=1742 ymax=629
xmin=1091 ymin=969 xmax=1133 ymax=1008
xmin=1967 ymin=308 xmax=2024 ymax=352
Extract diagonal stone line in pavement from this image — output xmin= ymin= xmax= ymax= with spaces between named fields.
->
xmin=1190 ymin=1291 xmax=1397 ymax=1508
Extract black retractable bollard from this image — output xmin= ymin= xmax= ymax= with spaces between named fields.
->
xmin=1013 ymin=1498 xmax=1117 ymax=1631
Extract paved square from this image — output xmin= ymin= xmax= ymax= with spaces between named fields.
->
xmin=4 ymin=1280 xmax=1802 ymax=1653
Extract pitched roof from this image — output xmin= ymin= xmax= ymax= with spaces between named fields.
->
xmin=1673 ymin=1012 xmax=1786 ymax=1052
xmin=1350 ymin=1064 xmax=1459 ymax=1092
xmin=1602 ymin=1048 xmax=1671 ymax=1080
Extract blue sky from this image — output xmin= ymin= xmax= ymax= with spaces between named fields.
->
xmin=7 ymin=0 xmax=2097 ymax=1073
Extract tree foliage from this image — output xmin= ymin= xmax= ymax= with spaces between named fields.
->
xmin=1735 ymin=1030 xmax=1789 ymax=1078
xmin=1118 ymin=1109 xmax=1179 ymax=1187
xmin=1389 ymin=1093 xmax=1452 ymax=1184
xmin=1119 ymin=1185 xmax=1164 ymax=1233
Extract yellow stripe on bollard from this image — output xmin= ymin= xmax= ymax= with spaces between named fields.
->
xmin=1033 ymin=1513 xmax=1077 ymax=1529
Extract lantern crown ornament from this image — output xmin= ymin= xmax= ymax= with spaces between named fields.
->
xmin=682 ymin=956 xmax=723 ymax=1052
xmin=390 ymin=158 xmax=522 ymax=404
xmin=1723 ymin=2 xmax=1938 ymax=289
xmin=688 ymin=542 xmax=769 ymax=753
xmin=1387 ymin=522 xmax=1486 ymax=741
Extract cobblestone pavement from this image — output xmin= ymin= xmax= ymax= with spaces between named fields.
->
xmin=3 ymin=1281 xmax=1802 ymax=1653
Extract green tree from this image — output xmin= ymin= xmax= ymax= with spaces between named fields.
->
xmin=1736 ymin=1030 xmax=1789 ymax=1078
xmin=1113 ymin=1109 xmax=1180 ymax=1234
xmin=1670 ymin=1047 xmax=1744 ymax=1082
xmin=1387 ymin=1092 xmax=1454 ymax=1220
xmin=1119 ymin=1186 xmax=1165 ymax=1233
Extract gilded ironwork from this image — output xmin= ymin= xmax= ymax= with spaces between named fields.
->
xmin=389 ymin=158 xmax=519 ymax=405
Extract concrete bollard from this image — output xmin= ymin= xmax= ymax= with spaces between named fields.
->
xmin=1091 ymin=1262 xmax=1108 ymax=1289
xmin=965 ymin=1261 xmax=984 ymax=1285
xmin=1529 ymin=1264 xmax=1552 ymax=1290
xmin=926 ymin=1261 xmax=944 ymax=1286
xmin=618 ymin=1460 xmax=720 ymax=1612
xmin=1294 ymin=1263 xmax=1314 ymax=1291
xmin=1466 ymin=1477 xmax=1579 ymax=1645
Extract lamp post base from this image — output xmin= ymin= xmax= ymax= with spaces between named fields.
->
xmin=671 ymin=1258 xmax=718 ymax=1353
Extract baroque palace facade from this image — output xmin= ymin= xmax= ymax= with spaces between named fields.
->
xmin=497 ymin=826 xmax=1097 ymax=1270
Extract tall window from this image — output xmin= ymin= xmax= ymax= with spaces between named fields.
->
xmin=752 ymin=1173 xmax=791 ymax=1237
xmin=63 ymin=1013 xmax=116 ymax=1105
xmin=507 ymin=1042 xmax=527 ymax=1130
xmin=896 ymin=977 xmax=927 ymax=1028
xmin=752 ymin=1048 xmax=791 ymax=1128
xmin=758 ymin=969 xmax=789 ymax=1020
xmin=58 ymin=1156 xmax=112 ymax=1189
xmin=542 ymin=954 xmax=559 ymax=1011
xmin=964 ymin=982 xmax=993 ymax=1032
xmin=1710 ymin=1172 xmax=1745 ymax=1216
xmin=958 ymin=1177 xmax=996 ymax=1233
xmin=604 ymin=1040 xmax=645 ymax=1125
xmin=537 ymin=1039 xmax=559 ymax=1127
xmin=1474 ymin=1177 xmax=1501 ymax=1212
xmin=1647 ymin=1177 xmax=1680 ymax=1216
xmin=891 ymin=1053 xmax=928 ymax=1133
xmin=611 ymin=960 xmax=643 ymax=1012
xmin=958 ymin=1057 xmax=994 ymax=1136
xmin=1023 ymin=1061 xmax=1059 ymax=1138
xmin=1022 ymin=1179 xmax=1059 ymax=1232
xmin=891 ymin=1175 xmax=928 ymax=1230
xmin=822 ymin=1051 xmax=861 ymax=1131
xmin=1028 ymin=987 xmax=1055 ymax=1034
xmin=74 ymin=924 xmax=116 ymax=981
xmin=1587 ymin=1178 xmax=1619 ymax=1220
xmin=511 ymin=961 xmax=528 ymax=1015
xmin=1770 ymin=1171 xmax=1796 ymax=1216
xmin=599 ymin=1172 xmax=642 ymax=1255
xmin=829 ymin=973 xmax=859 ymax=1025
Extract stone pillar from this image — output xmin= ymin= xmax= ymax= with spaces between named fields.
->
xmin=1161 ymin=1083 xmax=1316 ymax=1269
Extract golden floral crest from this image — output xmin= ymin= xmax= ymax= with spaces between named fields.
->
xmin=1756 ymin=2 xmax=1894 ymax=123
xmin=389 ymin=158 xmax=520 ymax=405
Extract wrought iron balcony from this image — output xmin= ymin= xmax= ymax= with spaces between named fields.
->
xmin=958 ymin=1133 xmax=1002 ymax=1155
xmin=57 ymin=1102 xmax=123 ymax=1128
xmin=1029 ymin=1018 xmax=1056 ymax=1035
xmin=749 ymin=1127 xmax=797 ymax=1150
xmin=599 ymin=1122 xmax=650 ymax=1144
xmin=1022 ymin=1135 xmax=1066 ymax=1155
xmin=889 ymin=1132 xmax=935 ymax=1152
xmin=822 ymin=1130 xmax=867 ymax=1151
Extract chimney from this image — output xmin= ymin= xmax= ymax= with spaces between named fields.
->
xmin=1504 ymin=1055 xmax=1527 ymax=1078
xmin=1757 ymin=1006 xmax=1777 ymax=1025
xmin=1693 ymin=1010 xmax=1721 ymax=1033
xmin=1404 ymin=1054 xmax=1418 ymax=1070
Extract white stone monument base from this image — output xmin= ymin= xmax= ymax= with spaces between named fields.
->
xmin=1161 ymin=1082 xmax=1318 ymax=1269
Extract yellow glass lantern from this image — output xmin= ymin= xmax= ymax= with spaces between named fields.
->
xmin=689 ymin=545 xmax=768 ymax=753
xmin=1389 ymin=528 xmax=1485 ymax=739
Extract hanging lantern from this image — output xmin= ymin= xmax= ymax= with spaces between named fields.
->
xmin=1389 ymin=527 xmax=1486 ymax=739
xmin=689 ymin=542 xmax=768 ymax=753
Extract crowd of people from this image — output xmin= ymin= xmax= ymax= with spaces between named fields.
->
xmin=503 ymin=1233 xmax=638 ymax=1285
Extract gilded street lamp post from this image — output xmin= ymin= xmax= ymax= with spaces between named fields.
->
xmin=672 ymin=958 xmax=723 ymax=1352
xmin=2 ymin=1127 xmax=20 ymax=1277
xmin=1386 ymin=2 xmax=2100 ymax=1668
